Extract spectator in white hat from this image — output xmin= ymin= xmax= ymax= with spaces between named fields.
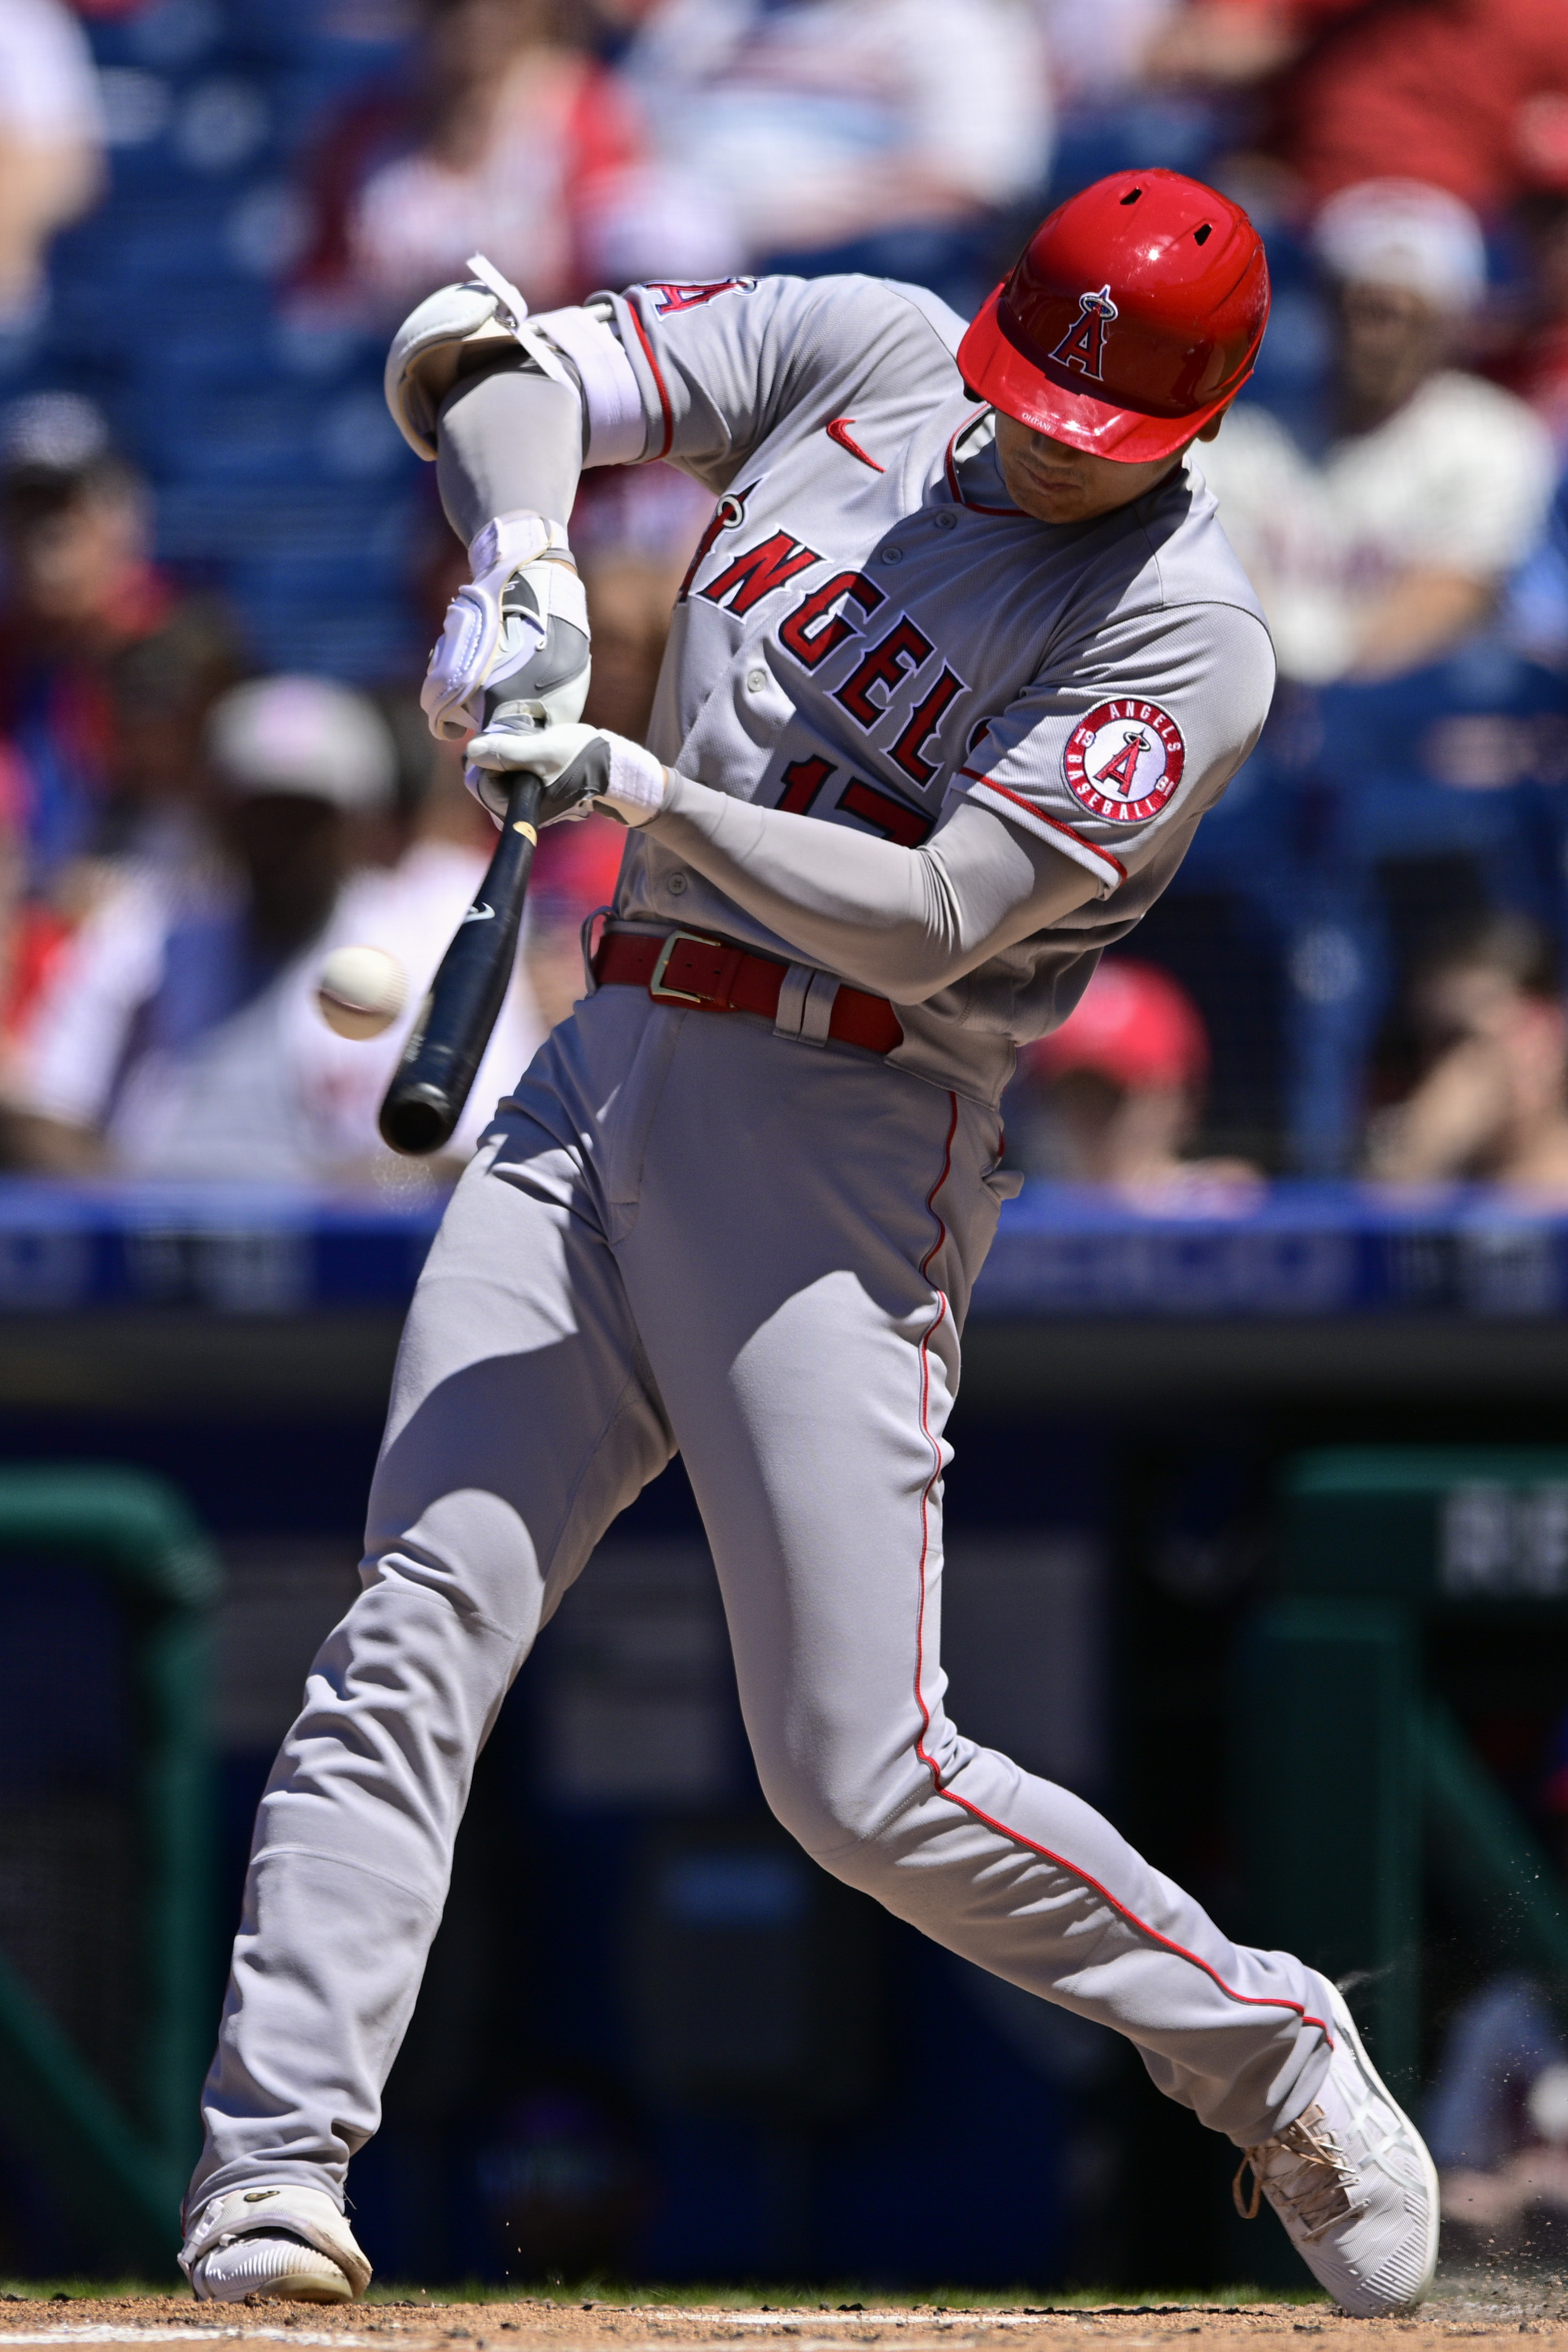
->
xmin=7 ymin=675 xmax=542 ymax=1181
xmin=1198 ymin=178 xmax=1556 ymax=683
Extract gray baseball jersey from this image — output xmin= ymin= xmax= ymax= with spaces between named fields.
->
xmin=591 ymin=271 xmax=1274 ymax=1103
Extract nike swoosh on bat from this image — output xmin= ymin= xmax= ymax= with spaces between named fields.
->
xmin=827 ymin=417 xmax=885 ymax=473
xmin=462 ymin=903 xmax=496 ymax=923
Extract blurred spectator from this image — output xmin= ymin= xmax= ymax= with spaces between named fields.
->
xmin=0 ymin=394 xmax=176 ymax=885
xmin=1147 ymin=0 xmax=1568 ymax=222
xmin=525 ymin=806 xmax=625 ymax=1028
xmin=96 ymin=603 xmax=247 ymax=869
xmin=1429 ymin=1717 xmax=1568 ymax=2253
xmin=1433 ymin=1976 xmax=1568 ymax=2254
xmin=0 ymin=0 xmax=104 ymax=331
xmin=1034 ymin=0 xmax=1182 ymax=107
xmin=0 ymin=396 xmax=253 ymax=1061
xmin=617 ymin=0 xmax=1052 ymax=313
xmin=1 ymin=598 xmax=245 ymax=1061
xmin=1473 ymin=190 xmax=1568 ymax=653
xmin=1006 ymin=959 xmax=1262 ymax=1205
xmin=297 ymin=0 xmax=732 ymax=323
xmin=1365 ymin=914 xmax=1568 ymax=1194
xmin=7 ymin=676 xmax=543 ymax=1181
xmin=1505 ymin=469 xmax=1568 ymax=667
xmin=572 ymin=462 xmax=713 ymax=743
xmin=1199 ymin=181 xmax=1555 ymax=683
xmin=1144 ymin=0 xmax=1299 ymax=94
xmin=1483 ymin=186 xmax=1568 ymax=457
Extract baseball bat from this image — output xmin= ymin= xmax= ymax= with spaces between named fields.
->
xmin=379 ymin=763 xmax=544 ymax=1156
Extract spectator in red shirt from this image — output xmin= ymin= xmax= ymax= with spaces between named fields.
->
xmin=1149 ymin=0 xmax=1568 ymax=222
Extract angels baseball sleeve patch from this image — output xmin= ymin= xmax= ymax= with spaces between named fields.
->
xmin=1063 ymin=699 xmax=1186 ymax=824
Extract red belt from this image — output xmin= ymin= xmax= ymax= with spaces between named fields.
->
xmin=592 ymin=927 xmax=903 ymax=1054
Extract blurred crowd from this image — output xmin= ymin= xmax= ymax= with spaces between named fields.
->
xmin=8 ymin=0 xmax=1568 ymax=1186
xmin=1418 ymin=1709 xmax=1568 ymax=2254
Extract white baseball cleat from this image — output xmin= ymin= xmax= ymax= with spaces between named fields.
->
xmin=180 ymin=2183 xmax=371 ymax=2305
xmin=1232 ymin=1982 xmax=1439 ymax=2315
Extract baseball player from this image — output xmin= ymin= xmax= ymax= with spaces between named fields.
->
xmin=179 ymin=170 xmax=1438 ymax=2314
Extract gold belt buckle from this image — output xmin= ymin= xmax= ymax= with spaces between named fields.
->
xmin=648 ymin=931 xmax=719 ymax=1006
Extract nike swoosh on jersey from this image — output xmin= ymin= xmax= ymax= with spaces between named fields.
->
xmin=826 ymin=418 xmax=885 ymax=473
xmin=461 ymin=903 xmax=496 ymax=923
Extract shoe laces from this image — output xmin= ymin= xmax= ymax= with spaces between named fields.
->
xmin=1233 ymin=2104 xmax=1364 ymax=2241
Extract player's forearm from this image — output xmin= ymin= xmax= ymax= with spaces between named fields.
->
xmin=652 ymin=781 xmax=963 ymax=999
xmin=436 ymin=362 xmax=584 ymax=544
xmin=647 ymin=772 xmax=1093 ymax=1001
xmin=423 ymin=362 xmax=593 ymax=747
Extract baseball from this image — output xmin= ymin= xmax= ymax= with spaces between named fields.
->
xmin=317 ymin=945 xmax=407 ymax=1040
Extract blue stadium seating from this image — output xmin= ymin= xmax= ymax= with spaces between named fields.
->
xmin=15 ymin=0 xmax=424 ymax=682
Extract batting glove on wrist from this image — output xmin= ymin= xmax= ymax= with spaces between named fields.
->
xmin=464 ymin=719 xmax=667 ymax=827
xmin=422 ymin=511 xmax=591 ymax=742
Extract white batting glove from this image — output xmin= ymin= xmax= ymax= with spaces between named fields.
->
xmin=422 ymin=511 xmax=590 ymax=743
xmin=464 ymin=719 xmax=667 ymax=827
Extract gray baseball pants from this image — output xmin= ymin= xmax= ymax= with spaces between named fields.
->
xmin=188 ymin=978 xmax=1335 ymax=2215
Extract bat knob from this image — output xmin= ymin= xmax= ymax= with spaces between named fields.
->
xmin=380 ymin=1082 xmax=457 ymax=1157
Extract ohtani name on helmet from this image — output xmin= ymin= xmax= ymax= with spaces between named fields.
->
xmin=1063 ymin=697 xmax=1185 ymax=823
xmin=1048 ymin=284 xmax=1118 ymax=381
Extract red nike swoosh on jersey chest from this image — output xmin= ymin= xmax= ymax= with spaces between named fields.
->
xmin=826 ymin=417 xmax=885 ymax=472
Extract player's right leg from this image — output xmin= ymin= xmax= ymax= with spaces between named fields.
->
xmin=181 ymin=991 xmax=677 ymax=2301
xmin=617 ymin=1008 xmax=1436 ymax=2318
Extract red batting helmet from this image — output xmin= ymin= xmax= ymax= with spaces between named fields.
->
xmin=956 ymin=168 xmax=1270 ymax=464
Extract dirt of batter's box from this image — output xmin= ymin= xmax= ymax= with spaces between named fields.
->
xmin=0 ymin=2283 xmax=1567 ymax=2352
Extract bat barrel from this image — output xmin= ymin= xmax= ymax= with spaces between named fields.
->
xmin=379 ymin=770 xmax=543 ymax=1156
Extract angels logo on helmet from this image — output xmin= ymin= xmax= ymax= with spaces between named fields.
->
xmin=1048 ymin=285 xmax=1119 ymax=381
xmin=1064 ymin=699 xmax=1185 ymax=823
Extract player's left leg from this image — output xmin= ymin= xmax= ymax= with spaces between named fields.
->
xmin=182 ymin=992 xmax=681 ymax=2300
xmin=617 ymin=1011 xmax=1437 ymax=2316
